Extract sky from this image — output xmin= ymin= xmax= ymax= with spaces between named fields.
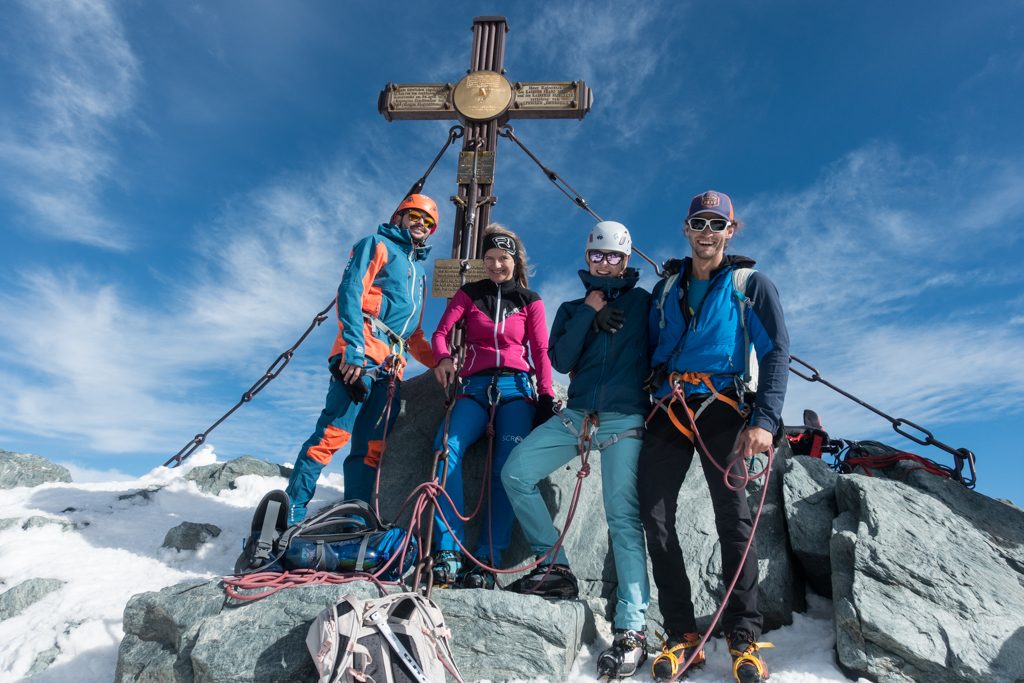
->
xmin=0 ymin=453 xmax=867 ymax=682
xmin=1 ymin=1 xmax=1022 ymax=504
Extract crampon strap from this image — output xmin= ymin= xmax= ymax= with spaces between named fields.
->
xmin=730 ymin=641 xmax=774 ymax=682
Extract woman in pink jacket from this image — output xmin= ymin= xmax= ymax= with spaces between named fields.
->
xmin=430 ymin=224 xmax=555 ymax=589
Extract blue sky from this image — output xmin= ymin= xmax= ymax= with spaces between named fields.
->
xmin=1 ymin=1 xmax=1022 ymax=503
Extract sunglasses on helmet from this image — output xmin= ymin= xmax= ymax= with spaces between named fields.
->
xmin=588 ymin=250 xmax=625 ymax=265
xmin=685 ymin=217 xmax=732 ymax=232
xmin=404 ymin=210 xmax=436 ymax=229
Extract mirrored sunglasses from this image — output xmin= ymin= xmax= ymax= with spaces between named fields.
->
xmin=405 ymin=210 xmax=436 ymax=228
xmin=588 ymin=250 xmax=625 ymax=265
xmin=686 ymin=217 xmax=732 ymax=232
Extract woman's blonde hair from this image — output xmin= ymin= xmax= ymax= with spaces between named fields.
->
xmin=482 ymin=223 xmax=530 ymax=288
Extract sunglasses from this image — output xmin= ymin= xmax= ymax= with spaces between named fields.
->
xmin=588 ymin=250 xmax=625 ymax=265
xmin=686 ymin=217 xmax=732 ymax=232
xmin=405 ymin=210 xmax=436 ymax=229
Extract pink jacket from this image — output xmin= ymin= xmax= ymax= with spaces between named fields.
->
xmin=432 ymin=279 xmax=554 ymax=397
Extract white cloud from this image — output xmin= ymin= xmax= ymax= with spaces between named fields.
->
xmin=733 ymin=143 xmax=1024 ymax=436
xmin=0 ymin=159 xmax=417 ymax=457
xmin=0 ymin=0 xmax=139 ymax=248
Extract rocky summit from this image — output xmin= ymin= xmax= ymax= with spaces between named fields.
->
xmin=108 ymin=375 xmax=1024 ymax=681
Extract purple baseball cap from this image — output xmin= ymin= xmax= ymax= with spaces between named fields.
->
xmin=687 ymin=190 xmax=734 ymax=221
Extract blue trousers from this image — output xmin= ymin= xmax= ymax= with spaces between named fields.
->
xmin=432 ymin=372 xmax=535 ymax=565
xmin=285 ymin=372 xmax=402 ymax=524
xmin=502 ymin=409 xmax=650 ymax=631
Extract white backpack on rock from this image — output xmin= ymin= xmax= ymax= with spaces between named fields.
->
xmin=306 ymin=591 xmax=464 ymax=683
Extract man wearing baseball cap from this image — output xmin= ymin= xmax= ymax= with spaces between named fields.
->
xmin=640 ymin=190 xmax=790 ymax=683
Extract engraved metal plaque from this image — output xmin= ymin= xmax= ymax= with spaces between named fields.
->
xmin=453 ymin=71 xmax=513 ymax=122
xmin=378 ymin=83 xmax=454 ymax=121
xmin=509 ymin=81 xmax=593 ymax=119
xmin=432 ymin=259 xmax=489 ymax=298
xmin=457 ymin=151 xmax=495 ymax=184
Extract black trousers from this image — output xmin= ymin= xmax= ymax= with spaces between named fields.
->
xmin=638 ymin=398 xmax=762 ymax=639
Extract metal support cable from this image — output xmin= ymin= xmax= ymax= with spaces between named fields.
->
xmin=164 ymin=298 xmax=336 ymax=468
xmin=497 ymin=125 xmax=663 ymax=276
xmin=789 ymin=355 xmax=977 ymax=488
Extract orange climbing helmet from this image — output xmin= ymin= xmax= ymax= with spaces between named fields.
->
xmin=392 ymin=194 xmax=439 ymax=234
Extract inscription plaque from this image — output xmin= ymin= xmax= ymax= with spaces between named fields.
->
xmin=514 ymin=82 xmax=578 ymax=108
xmin=432 ymin=259 xmax=489 ymax=298
xmin=388 ymin=84 xmax=452 ymax=112
xmin=457 ymin=151 xmax=496 ymax=184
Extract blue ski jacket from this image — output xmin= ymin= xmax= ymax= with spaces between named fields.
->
xmin=549 ymin=268 xmax=651 ymax=416
xmin=329 ymin=223 xmax=434 ymax=377
xmin=649 ymin=255 xmax=789 ymax=434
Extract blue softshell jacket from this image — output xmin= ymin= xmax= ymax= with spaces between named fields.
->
xmin=549 ymin=268 xmax=651 ymax=415
xmin=649 ymin=255 xmax=789 ymax=434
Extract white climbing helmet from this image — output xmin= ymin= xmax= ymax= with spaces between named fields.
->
xmin=586 ymin=221 xmax=632 ymax=258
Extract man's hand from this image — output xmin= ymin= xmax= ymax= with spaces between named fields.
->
xmin=643 ymin=364 xmax=668 ymax=393
xmin=584 ymin=290 xmax=607 ymax=312
xmin=433 ymin=357 xmax=458 ymax=388
xmin=733 ymin=426 xmax=773 ymax=459
xmin=338 ymin=362 xmax=364 ymax=385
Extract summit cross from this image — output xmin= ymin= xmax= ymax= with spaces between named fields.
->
xmin=378 ymin=15 xmax=593 ymax=283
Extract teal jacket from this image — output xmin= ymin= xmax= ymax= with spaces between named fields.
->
xmin=548 ymin=269 xmax=651 ymax=415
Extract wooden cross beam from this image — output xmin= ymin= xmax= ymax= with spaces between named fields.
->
xmin=378 ymin=16 xmax=593 ymax=295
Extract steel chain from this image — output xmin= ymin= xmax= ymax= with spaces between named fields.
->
xmin=789 ymin=355 xmax=977 ymax=488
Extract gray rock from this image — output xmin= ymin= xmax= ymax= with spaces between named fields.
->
xmin=28 ymin=646 xmax=60 ymax=676
xmin=0 ymin=450 xmax=71 ymax=489
xmin=831 ymin=474 xmax=1024 ymax=682
xmin=22 ymin=515 xmax=76 ymax=531
xmin=0 ymin=518 xmax=19 ymax=532
xmin=782 ymin=455 xmax=839 ymax=597
xmin=186 ymin=456 xmax=290 ymax=495
xmin=118 ymin=485 xmax=165 ymax=503
xmin=0 ymin=578 xmax=65 ymax=621
xmin=116 ymin=577 xmax=589 ymax=682
xmin=162 ymin=522 xmax=222 ymax=551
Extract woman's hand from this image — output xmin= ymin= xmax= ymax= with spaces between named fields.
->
xmin=584 ymin=290 xmax=607 ymax=312
xmin=433 ymin=357 xmax=458 ymax=388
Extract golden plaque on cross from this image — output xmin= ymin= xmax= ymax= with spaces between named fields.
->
xmin=452 ymin=71 xmax=513 ymax=122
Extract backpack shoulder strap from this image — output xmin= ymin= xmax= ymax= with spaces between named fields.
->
xmin=731 ymin=268 xmax=756 ymax=387
xmin=655 ymin=272 xmax=682 ymax=330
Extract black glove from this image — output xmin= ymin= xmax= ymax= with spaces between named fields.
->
xmin=661 ymin=258 xmax=683 ymax=276
xmin=331 ymin=361 xmax=368 ymax=404
xmin=533 ymin=394 xmax=556 ymax=427
xmin=591 ymin=306 xmax=626 ymax=334
xmin=643 ymin=364 xmax=669 ymax=394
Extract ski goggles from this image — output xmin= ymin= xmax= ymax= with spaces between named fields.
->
xmin=587 ymin=250 xmax=625 ymax=265
xmin=685 ymin=217 xmax=732 ymax=232
xmin=404 ymin=210 xmax=436 ymax=229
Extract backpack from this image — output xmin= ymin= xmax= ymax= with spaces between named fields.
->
xmin=234 ymin=491 xmax=417 ymax=580
xmin=654 ymin=266 xmax=758 ymax=390
xmin=306 ymin=592 xmax=464 ymax=683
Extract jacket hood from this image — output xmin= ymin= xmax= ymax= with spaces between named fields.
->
xmin=378 ymin=223 xmax=432 ymax=261
xmin=577 ymin=267 xmax=641 ymax=298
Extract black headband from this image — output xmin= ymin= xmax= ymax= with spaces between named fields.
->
xmin=482 ymin=234 xmax=518 ymax=257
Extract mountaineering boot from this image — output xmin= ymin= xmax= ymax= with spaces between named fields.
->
xmin=284 ymin=455 xmax=325 ymax=525
xmin=506 ymin=563 xmax=579 ymax=599
xmin=727 ymin=631 xmax=773 ymax=683
xmin=596 ymin=629 xmax=647 ymax=679
xmin=456 ymin=563 xmax=496 ymax=589
xmin=431 ymin=550 xmax=462 ymax=587
xmin=652 ymin=632 xmax=705 ymax=681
